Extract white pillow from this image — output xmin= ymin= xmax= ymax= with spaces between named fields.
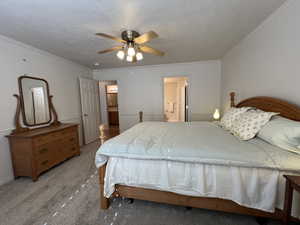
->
xmin=258 ymin=116 xmax=300 ymax=154
xmin=230 ymin=110 xmax=278 ymax=141
xmin=220 ymin=107 xmax=252 ymax=130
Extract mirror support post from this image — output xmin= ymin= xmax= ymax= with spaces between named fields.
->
xmin=11 ymin=94 xmax=29 ymax=134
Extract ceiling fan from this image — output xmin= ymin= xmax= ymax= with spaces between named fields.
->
xmin=96 ymin=30 xmax=165 ymax=63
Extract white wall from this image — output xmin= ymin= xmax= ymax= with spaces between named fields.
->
xmin=221 ymin=0 xmax=300 ymax=110
xmin=93 ymin=61 xmax=221 ymax=131
xmin=0 ymin=35 xmax=92 ymax=185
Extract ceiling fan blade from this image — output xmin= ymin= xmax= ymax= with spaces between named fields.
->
xmin=98 ymin=46 xmax=123 ymax=54
xmin=95 ymin=33 xmax=126 ymax=43
xmin=139 ymin=45 xmax=165 ymax=56
xmin=134 ymin=31 xmax=158 ymax=44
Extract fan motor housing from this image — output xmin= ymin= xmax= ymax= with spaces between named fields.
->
xmin=121 ymin=30 xmax=140 ymax=42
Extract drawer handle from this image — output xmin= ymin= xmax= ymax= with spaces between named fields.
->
xmin=71 ymin=147 xmax=76 ymax=151
xmin=69 ymin=137 xmax=75 ymax=141
xmin=39 ymin=148 xmax=48 ymax=154
xmin=41 ymin=160 xmax=49 ymax=165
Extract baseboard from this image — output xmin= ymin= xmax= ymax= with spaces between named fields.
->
xmin=0 ymin=176 xmax=14 ymax=186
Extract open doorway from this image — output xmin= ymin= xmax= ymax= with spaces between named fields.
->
xmin=99 ymin=80 xmax=119 ymax=133
xmin=163 ymin=77 xmax=188 ymax=122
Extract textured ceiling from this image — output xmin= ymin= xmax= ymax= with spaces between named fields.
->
xmin=0 ymin=0 xmax=286 ymax=68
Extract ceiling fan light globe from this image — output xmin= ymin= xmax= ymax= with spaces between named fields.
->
xmin=126 ymin=55 xmax=133 ymax=62
xmin=136 ymin=52 xmax=143 ymax=61
xmin=116 ymin=50 xmax=125 ymax=60
xmin=127 ymin=47 xmax=136 ymax=57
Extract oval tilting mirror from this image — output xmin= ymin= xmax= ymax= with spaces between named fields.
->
xmin=19 ymin=76 xmax=52 ymax=126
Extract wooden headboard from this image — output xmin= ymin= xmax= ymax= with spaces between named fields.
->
xmin=230 ymin=92 xmax=300 ymax=121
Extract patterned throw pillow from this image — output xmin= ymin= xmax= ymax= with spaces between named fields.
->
xmin=230 ymin=110 xmax=279 ymax=141
xmin=220 ymin=107 xmax=252 ymax=130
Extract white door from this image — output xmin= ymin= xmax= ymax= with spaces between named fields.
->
xmin=79 ymin=78 xmax=101 ymax=144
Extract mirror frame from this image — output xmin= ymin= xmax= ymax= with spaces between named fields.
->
xmin=18 ymin=75 xmax=52 ymax=127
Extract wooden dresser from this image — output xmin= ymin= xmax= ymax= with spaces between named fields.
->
xmin=6 ymin=123 xmax=80 ymax=181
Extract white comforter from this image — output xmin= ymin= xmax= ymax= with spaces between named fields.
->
xmin=95 ymin=122 xmax=300 ymax=216
xmin=96 ymin=122 xmax=300 ymax=170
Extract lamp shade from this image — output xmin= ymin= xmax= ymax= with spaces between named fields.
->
xmin=126 ymin=55 xmax=133 ymax=62
xmin=116 ymin=50 xmax=125 ymax=60
xmin=136 ymin=52 xmax=143 ymax=61
xmin=213 ymin=108 xmax=220 ymax=120
xmin=127 ymin=46 xmax=136 ymax=57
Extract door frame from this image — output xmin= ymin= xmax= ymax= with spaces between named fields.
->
xmin=98 ymin=80 xmax=118 ymax=126
xmin=162 ymin=76 xmax=191 ymax=122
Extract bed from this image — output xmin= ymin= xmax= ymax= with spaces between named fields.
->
xmin=95 ymin=92 xmax=300 ymax=222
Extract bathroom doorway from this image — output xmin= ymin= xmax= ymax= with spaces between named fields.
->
xmin=163 ymin=77 xmax=188 ymax=122
xmin=99 ymin=80 xmax=119 ymax=129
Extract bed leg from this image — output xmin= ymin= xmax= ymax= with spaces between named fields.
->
xmin=99 ymin=164 xmax=109 ymax=210
xmin=100 ymin=194 xmax=109 ymax=209
xmin=125 ymin=198 xmax=134 ymax=204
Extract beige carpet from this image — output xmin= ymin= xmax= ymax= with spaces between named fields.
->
xmin=0 ymin=141 xmax=283 ymax=225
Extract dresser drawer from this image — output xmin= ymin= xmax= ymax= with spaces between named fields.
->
xmin=33 ymin=127 xmax=77 ymax=146
xmin=64 ymin=144 xmax=79 ymax=158
xmin=35 ymin=143 xmax=53 ymax=159
xmin=33 ymin=134 xmax=53 ymax=146
xmin=49 ymin=131 xmax=62 ymax=140
xmin=36 ymin=158 xmax=55 ymax=173
xmin=63 ymin=134 xmax=78 ymax=145
xmin=56 ymin=142 xmax=79 ymax=160
xmin=35 ymin=143 xmax=56 ymax=173
xmin=61 ymin=127 xmax=77 ymax=137
xmin=34 ymin=134 xmax=57 ymax=146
